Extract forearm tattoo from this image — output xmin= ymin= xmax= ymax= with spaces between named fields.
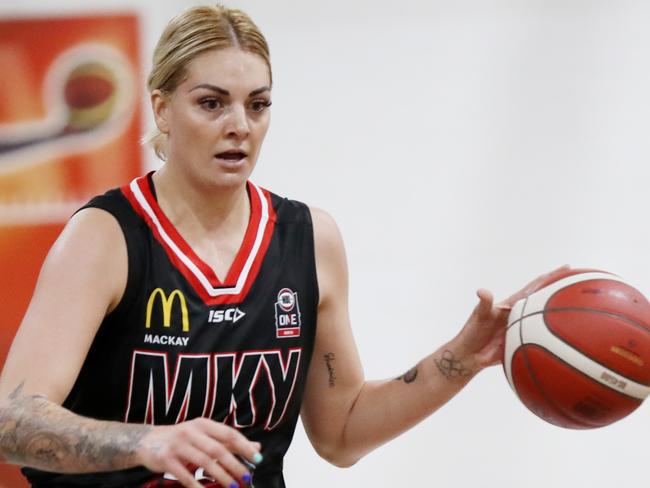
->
xmin=0 ymin=382 xmax=151 ymax=472
xmin=395 ymin=366 xmax=418 ymax=384
xmin=323 ymin=353 xmax=337 ymax=387
xmin=434 ymin=350 xmax=471 ymax=380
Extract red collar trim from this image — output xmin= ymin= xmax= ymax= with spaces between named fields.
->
xmin=121 ymin=173 xmax=276 ymax=305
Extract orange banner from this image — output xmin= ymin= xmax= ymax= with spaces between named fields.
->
xmin=0 ymin=13 xmax=142 ymax=486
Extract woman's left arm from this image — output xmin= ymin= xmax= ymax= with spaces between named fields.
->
xmin=301 ymin=207 xmax=567 ymax=467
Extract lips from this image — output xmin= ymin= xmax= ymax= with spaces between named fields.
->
xmin=215 ymin=149 xmax=247 ymax=161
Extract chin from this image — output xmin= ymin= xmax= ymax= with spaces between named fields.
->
xmin=204 ymin=166 xmax=254 ymax=190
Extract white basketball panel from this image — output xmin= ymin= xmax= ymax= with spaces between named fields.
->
xmin=504 ymin=320 xmax=522 ymax=390
xmin=507 ymin=297 xmax=527 ymax=327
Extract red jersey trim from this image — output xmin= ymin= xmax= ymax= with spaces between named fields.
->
xmin=121 ymin=173 xmax=276 ymax=305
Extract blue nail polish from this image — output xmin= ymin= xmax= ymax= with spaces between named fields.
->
xmin=242 ymin=473 xmax=252 ymax=482
xmin=229 ymin=482 xmax=238 ymax=488
xmin=253 ymin=452 xmax=263 ymax=464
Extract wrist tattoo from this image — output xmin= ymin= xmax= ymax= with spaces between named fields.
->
xmin=395 ymin=366 xmax=418 ymax=384
xmin=434 ymin=350 xmax=471 ymax=380
xmin=323 ymin=353 xmax=337 ymax=387
xmin=0 ymin=381 xmax=151 ymax=472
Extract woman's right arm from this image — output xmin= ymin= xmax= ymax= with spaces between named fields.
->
xmin=0 ymin=209 xmax=260 ymax=488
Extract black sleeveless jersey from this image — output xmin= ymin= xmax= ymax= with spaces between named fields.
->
xmin=22 ymin=173 xmax=319 ymax=488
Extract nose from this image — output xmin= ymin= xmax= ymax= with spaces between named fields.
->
xmin=224 ymin=104 xmax=250 ymax=140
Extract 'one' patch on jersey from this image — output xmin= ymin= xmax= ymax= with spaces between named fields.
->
xmin=275 ymin=288 xmax=301 ymax=338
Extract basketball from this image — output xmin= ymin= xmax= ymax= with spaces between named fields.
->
xmin=504 ymin=269 xmax=650 ymax=429
xmin=63 ymin=61 xmax=117 ymax=132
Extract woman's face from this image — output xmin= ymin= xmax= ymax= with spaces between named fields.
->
xmin=152 ymin=47 xmax=272 ymax=189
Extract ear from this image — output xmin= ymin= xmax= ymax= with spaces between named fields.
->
xmin=151 ymin=89 xmax=170 ymax=134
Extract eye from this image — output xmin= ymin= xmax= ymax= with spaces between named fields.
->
xmin=250 ymin=99 xmax=272 ymax=113
xmin=199 ymin=98 xmax=223 ymax=111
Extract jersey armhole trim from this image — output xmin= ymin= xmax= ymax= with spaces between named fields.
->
xmin=74 ymin=203 xmax=140 ymax=322
xmin=304 ymin=205 xmax=320 ymax=318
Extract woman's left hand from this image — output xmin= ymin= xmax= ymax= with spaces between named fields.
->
xmin=450 ymin=265 xmax=571 ymax=374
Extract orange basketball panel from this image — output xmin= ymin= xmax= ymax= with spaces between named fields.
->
xmin=512 ymin=345 xmax=641 ymax=428
xmin=547 ymin=279 xmax=650 ymax=330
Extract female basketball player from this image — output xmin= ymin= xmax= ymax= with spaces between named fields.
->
xmin=0 ymin=5 xmax=568 ymax=488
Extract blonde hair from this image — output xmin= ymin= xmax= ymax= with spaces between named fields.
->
xmin=143 ymin=5 xmax=272 ymax=161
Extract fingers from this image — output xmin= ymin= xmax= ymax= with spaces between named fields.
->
xmin=476 ymin=288 xmax=514 ymax=329
xmin=524 ymin=264 xmax=571 ymax=294
xmin=180 ymin=443 xmax=244 ymax=488
xmin=476 ymin=288 xmax=493 ymax=303
xmin=182 ymin=419 xmax=260 ymax=486
xmin=503 ymin=264 xmax=571 ymax=307
xmin=474 ymin=288 xmax=495 ymax=318
xmin=164 ymin=458 xmax=203 ymax=488
xmin=138 ymin=420 xmax=262 ymax=488
xmin=189 ymin=431 xmax=252 ymax=486
xmin=196 ymin=418 xmax=262 ymax=465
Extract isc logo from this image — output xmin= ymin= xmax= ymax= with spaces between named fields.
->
xmin=208 ymin=308 xmax=245 ymax=324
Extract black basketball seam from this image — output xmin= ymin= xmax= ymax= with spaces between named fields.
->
xmin=505 ymin=295 xmax=529 ymax=331
xmin=536 ymin=309 xmax=650 ymax=387
xmin=509 ymin=307 xmax=650 ymax=377
xmin=519 ymin=331 xmax=645 ymax=399
xmin=514 ymin=310 xmax=650 ymax=388
xmin=509 ymin=274 xmax=647 ymax=425
xmin=508 ymin=275 xmax=618 ymax=330
xmin=546 ymin=276 xmax=616 ymax=305
xmin=517 ymin=320 xmax=592 ymax=428
xmin=507 ymin=275 xmax=626 ymax=330
xmin=516 ymin=342 xmax=638 ymax=428
xmin=540 ymin=275 xmax=650 ymax=341
xmin=544 ymin=306 xmax=650 ymax=334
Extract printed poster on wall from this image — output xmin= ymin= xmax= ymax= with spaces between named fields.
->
xmin=0 ymin=13 xmax=141 ymax=487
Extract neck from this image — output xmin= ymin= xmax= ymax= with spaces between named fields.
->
xmin=152 ymin=165 xmax=250 ymax=235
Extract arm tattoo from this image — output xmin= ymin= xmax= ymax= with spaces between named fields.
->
xmin=395 ymin=366 xmax=418 ymax=384
xmin=323 ymin=353 xmax=337 ymax=387
xmin=0 ymin=381 xmax=151 ymax=473
xmin=434 ymin=350 xmax=471 ymax=380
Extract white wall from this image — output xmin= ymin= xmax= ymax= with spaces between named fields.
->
xmin=238 ymin=2 xmax=650 ymax=487
xmin=3 ymin=1 xmax=650 ymax=486
xmin=238 ymin=0 xmax=650 ymax=300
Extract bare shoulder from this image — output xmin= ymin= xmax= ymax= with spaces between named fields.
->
xmin=47 ymin=208 xmax=126 ymax=298
xmin=309 ymin=207 xmax=348 ymax=306
xmin=55 ymin=206 xmax=125 ymax=254
xmin=309 ymin=206 xmax=345 ymax=253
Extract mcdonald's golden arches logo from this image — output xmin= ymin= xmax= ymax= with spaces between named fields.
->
xmin=146 ymin=288 xmax=190 ymax=332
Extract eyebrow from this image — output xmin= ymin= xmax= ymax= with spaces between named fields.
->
xmin=189 ymin=84 xmax=271 ymax=97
